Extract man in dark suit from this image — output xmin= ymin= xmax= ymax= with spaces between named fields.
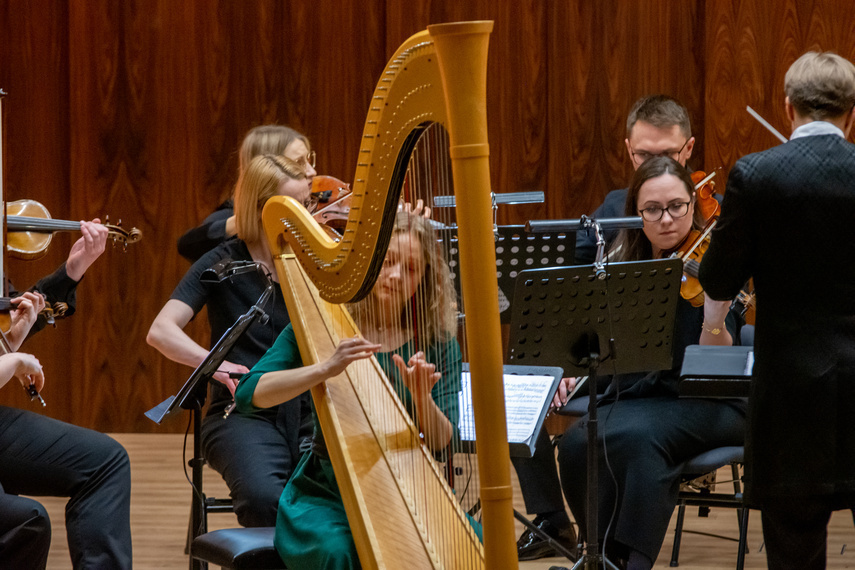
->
xmin=700 ymin=51 xmax=855 ymax=569
xmin=515 ymin=94 xmax=698 ymax=561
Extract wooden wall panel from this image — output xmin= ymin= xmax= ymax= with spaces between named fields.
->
xmin=384 ymin=2 xmax=550 ymax=226
xmin=1 ymin=0 xmax=853 ymax=431
xmin=704 ymin=0 xmax=855 ymax=179
xmin=0 ymin=0 xmax=74 ymax=418
xmin=548 ymin=0 xmax=705 ymax=221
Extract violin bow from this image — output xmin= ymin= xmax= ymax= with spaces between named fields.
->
xmin=746 ymin=105 xmax=788 ymax=144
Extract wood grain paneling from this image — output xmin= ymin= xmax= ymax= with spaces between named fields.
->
xmin=704 ymin=0 xmax=855 ymax=179
xmin=1 ymin=0 xmax=854 ymax=431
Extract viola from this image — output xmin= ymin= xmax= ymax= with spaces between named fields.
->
xmin=0 ymin=295 xmax=66 ymax=331
xmin=733 ymin=279 xmax=756 ymax=325
xmin=311 ymin=175 xmax=352 ymax=236
xmin=0 ymin=303 xmax=48 ymax=406
xmin=672 ymin=227 xmax=714 ymax=307
xmin=671 ymin=170 xmax=720 ymax=306
xmin=6 ymin=199 xmax=142 ymax=260
xmin=311 ymin=174 xmax=351 ymax=206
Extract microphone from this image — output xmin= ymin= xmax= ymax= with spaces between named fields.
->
xmin=200 ymin=259 xmax=262 ymax=283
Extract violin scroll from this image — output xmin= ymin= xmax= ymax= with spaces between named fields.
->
xmin=102 ymin=217 xmax=144 ymax=250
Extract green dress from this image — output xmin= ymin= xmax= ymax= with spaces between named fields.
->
xmin=235 ymin=324 xmax=463 ymax=570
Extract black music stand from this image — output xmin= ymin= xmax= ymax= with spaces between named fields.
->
xmin=144 ymin=262 xmax=273 ymax=570
xmin=437 ymin=225 xmax=575 ymax=323
xmin=507 ymin=258 xmax=681 ymax=569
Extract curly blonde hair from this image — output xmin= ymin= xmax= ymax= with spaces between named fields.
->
xmin=348 ymin=211 xmax=458 ymax=346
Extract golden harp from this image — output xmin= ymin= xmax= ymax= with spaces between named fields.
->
xmin=262 ymin=21 xmax=517 ymax=570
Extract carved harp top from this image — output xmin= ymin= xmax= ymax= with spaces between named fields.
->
xmin=263 ymin=21 xmax=517 ymax=570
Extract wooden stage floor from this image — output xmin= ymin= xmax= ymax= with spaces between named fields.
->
xmin=32 ymin=433 xmax=855 ymax=569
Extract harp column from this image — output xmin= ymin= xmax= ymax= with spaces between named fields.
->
xmin=429 ymin=21 xmax=518 ymax=570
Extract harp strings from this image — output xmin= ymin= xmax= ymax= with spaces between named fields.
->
xmin=318 ymin=121 xmax=482 ymax=563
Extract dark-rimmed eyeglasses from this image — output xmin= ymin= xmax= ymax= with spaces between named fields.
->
xmin=638 ymin=201 xmax=691 ymax=222
xmin=629 ymin=138 xmax=690 ymax=165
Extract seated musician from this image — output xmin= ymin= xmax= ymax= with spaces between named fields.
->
xmin=574 ymin=94 xmax=697 ymax=265
xmin=515 ymin=94 xmax=701 ymax=562
xmin=148 ymin=155 xmax=317 ymax=528
xmin=234 ymin=210 xmax=464 ymax=569
xmin=0 ymin=222 xmax=133 ymax=569
xmin=555 ymin=157 xmax=746 ymax=570
xmin=177 ymin=125 xmax=317 ymax=262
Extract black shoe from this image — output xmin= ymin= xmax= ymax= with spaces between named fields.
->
xmin=516 ymin=518 xmax=578 ymax=561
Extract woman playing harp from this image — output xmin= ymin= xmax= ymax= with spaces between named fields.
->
xmin=235 ymin=210 xmax=470 ymax=569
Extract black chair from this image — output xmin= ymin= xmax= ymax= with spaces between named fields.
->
xmin=191 ymin=528 xmax=286 ymax=570
xmin=669 ymin=446 xmax=748 ymax=569
xmin=186 ymin=403 xmax=236 ymax=570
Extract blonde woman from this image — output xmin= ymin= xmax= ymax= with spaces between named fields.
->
xmin=148 ymin=155 xmax=313 ymax=527
xmin=178 ymin=125 xmax=318 ymax=261
xmin=235 ymin=211 xmax=464 ymax=569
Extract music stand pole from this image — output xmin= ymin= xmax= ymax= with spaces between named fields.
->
xmin=507 ymin=225 xmax=679 ymax=569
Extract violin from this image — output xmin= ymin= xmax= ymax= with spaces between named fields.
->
xmin=0 ymin=304 xmax=48 ymax=406
xmin=672 ymin=170 xmax=720 ymax=306
xmin=0 ymin=295 xmax=66 ymax=331
xmin=6 ymin=199 xmax=142 ymax=260
xmin=311 ymin=175 xmax=352 ymax=236
xmin=733 ymin=279 xmax=756 ymax=325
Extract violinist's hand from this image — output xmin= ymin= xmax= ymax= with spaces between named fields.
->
xmin=701 ymin=293 xmax=733 ymax=346
xmin=400 ymin=199 xmax=432 ymax=220
xmin=7 ymin=292 xmax=47 ymax=350
xmin=0 ymin=352 xmax=44 ymax=393
xmin=552 ymin=377 xmax=577 ymax=410
xmin=321 ymin=337 xmax=381 ymax=378
xmin=66 ymin=219 xmax=109 ymax=281
xmin=392 ymin=351 xmax=440 ymax=401
xmin=212 ymin=361 xmax=250 ymax=397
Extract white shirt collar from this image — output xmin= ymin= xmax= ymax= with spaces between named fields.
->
xmin=790 ymin=120 xmax=845 ymax=140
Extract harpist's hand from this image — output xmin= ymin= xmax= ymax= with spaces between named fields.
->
xmin=392 ymin=351 xmax=440 ymax=402
xmin=552 ymin=377 xmax=577 ymax=409
xmin=321 ymin=337 xmax=381 ymax=378
xmin=400 ymin=199 xmax=432 ymax=220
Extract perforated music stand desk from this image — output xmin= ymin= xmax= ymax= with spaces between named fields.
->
xmin=506 ymin=258 xmax=681 ymax=568
xmin=438 ymin=225 xmax=575 ymax=323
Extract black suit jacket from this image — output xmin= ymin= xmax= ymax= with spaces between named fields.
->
xmin=699 ymin=134 xmax=855 ymax=506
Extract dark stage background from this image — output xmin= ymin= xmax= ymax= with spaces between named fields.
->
xmin=0 ymin=0 xmax=852 ymax=432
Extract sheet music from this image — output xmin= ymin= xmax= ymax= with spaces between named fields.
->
xmin=458 ymin=371 xmax=555 ymax=443
xmin=744 ymin=351 xmax=755 ymax=376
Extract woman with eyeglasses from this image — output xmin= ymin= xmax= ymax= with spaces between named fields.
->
xmin=555 ymin=156 xmax=747 ymax=570
xmin=177 ymin=124 xmax=318 ymax=262
xmin=148 ymin=155 xmax=315 ymax=528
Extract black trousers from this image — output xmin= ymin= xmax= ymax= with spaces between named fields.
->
xmin=557 ymin=396 xmax=745 ymax=562
xmin=201 ymin=392 xmax=312 ymax=527
xmin=761 ymin=496 xmax=855 ymax=570
xmin=0 ymin=407 xmax=132 ymax=569
xmin=511 ymin=427 xmax=565 ymax=515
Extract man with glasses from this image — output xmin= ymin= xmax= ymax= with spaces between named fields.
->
xmin=574 ymin=95 xmax=695 ymax=265
xmin=515 ymin=94 xmax=698 ymax=562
